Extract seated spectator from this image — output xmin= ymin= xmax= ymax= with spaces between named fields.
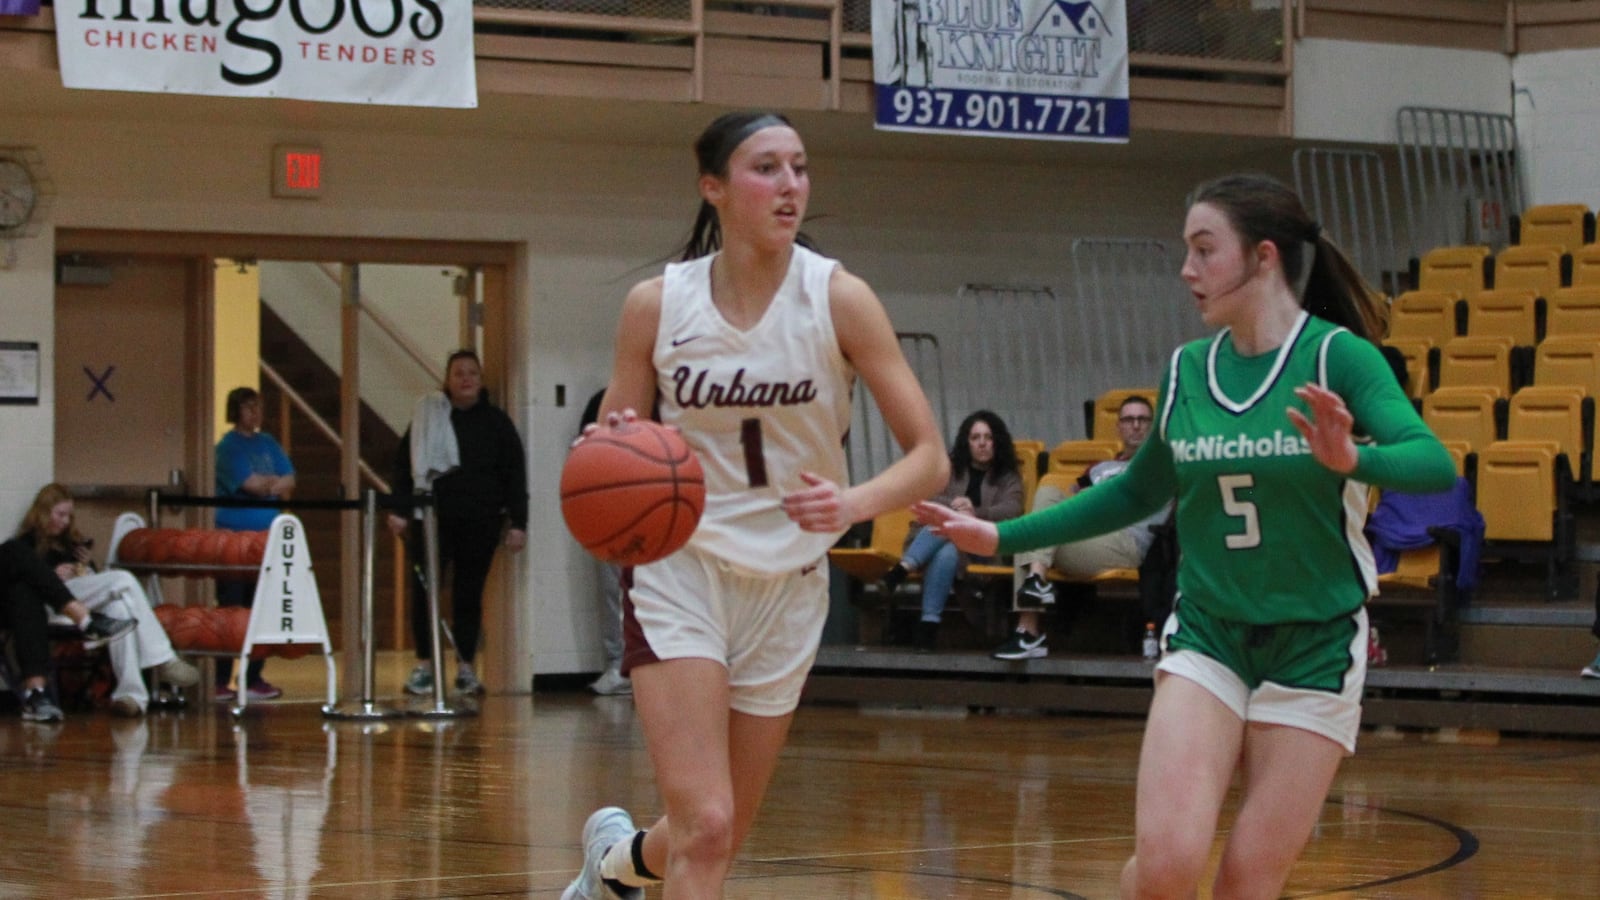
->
xmin=1 ymin=536 xmax=136 ymax=722
xmin=14 ymin=484 xmax=199 ymax=716
xmin=992 ymin=395 xmax=1168 ymax=660
xmin=883 ymin=410 xmax=1023 ymax=652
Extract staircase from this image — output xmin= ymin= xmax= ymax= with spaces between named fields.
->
xmin=258 ymin=305 xmax=406 ymax=651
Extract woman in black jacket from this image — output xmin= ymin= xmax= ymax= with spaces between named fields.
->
xmin=388 ymin=350 xmax=528 ymax=696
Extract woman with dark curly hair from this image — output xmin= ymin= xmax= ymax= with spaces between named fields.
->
xmin=882 ymin=409 xmax=1023 ymax=651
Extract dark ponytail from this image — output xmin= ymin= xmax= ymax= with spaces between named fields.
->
xmin=1189 ymin=174 xmax=1382 ymax=341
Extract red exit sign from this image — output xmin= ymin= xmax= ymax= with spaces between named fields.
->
xmin=272 ymin=145 xmax=323 ymax=199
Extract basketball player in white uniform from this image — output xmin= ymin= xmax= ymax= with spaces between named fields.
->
xmin=563 ymin=111 xmax=948 ymax=900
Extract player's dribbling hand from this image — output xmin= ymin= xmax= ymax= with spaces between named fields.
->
xmin=1287 ymin=383 xmax=1358 ymax=475
xmin=781 ymin=471 xmax=858 ymax=533
xmin=911 ymin=501 xmax=1000 ymax=556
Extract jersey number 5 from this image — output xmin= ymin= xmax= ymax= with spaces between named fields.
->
xmin=1217 ymin=474 xmax=1260 ymax=550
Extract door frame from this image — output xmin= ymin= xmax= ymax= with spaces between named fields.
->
xmin=57 ymin=228 xmax=522 ymax=696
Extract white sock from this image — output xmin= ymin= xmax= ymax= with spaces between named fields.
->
xmin=598 ymin=831 xmax=659 ymax=887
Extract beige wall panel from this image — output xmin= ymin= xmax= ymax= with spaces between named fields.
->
xmin=702 ymin=71 xmax=831 ymax=111
xmin=55 ymin=258 xmax=191 ymax=487
xmin=703 ymin=36 xmax=822 ymax=78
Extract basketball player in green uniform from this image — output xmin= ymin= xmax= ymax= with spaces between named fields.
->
xmin=916 ymin=174 xmax=1456 ymax=899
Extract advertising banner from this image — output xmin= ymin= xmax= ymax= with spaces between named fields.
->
xmin=55 ymin=0 xmax=477 ymax=108
xmin=872 ymin=0 xmax=1129 ymax=142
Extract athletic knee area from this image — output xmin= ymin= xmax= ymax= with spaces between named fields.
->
xmin=1212 ymin=841 xmax=1297 ymax=900
xmin=668 ymin=802 xmax=735 ymax=864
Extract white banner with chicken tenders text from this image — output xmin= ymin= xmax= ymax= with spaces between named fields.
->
xmin=55 ymin=0 xmax=477 ymax=108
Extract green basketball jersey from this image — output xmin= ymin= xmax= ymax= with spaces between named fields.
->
xmin=1159 ymin=313 xmax=1371 ymax=624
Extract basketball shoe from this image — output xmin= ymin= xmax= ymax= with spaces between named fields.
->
xmin=562 ymin=807 xmax=643 ymax=900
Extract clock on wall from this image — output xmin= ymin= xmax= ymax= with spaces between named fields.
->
xmin=0 ymin=157 xmax=39 ymax=232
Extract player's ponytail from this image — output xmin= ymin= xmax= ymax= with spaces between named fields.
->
xmin=1189 ymin=174 xmax=1382 ymax=342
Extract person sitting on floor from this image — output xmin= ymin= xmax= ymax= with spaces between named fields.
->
xmin=14 ymin=484 xmax=199 ymax=716
xmin=993 ymin=395 xmax=1170 ymax=660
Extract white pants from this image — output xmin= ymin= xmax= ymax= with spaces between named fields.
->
xmin=62 ymin=570 xmax=178 ymax=712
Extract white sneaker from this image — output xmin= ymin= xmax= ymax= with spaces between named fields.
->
xmin=562 ymin=807 xmax=643 ymax=900
xmin=1581 ymin=649 xmax=1600 ymax=679
xmin=588 ymin=667 xmax=632 ymax=696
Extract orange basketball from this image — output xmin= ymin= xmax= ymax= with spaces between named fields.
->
xmin=165 ymin=606 xmax=207 ymax=651
xmin=214 ymin=606 xmax=250 ymax=653
xmin=195 ymin=530 xmax=233 ymax=572
xmin=151 ymin=603 xmax=181 ymax=632
xmin=169 ymin=529 xmax=207 ymax=569
xmin=117 ymin=528 xmax=155 ymax=563
xmin=144 ymin=529 xmax=183 ymax=565
xmin=560 ymin=419 xmax=705 ymax=566
xmin=241 ymin=531 xmax=269 ymax=567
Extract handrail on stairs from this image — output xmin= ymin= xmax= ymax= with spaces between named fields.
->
xmin=315 ymin=262 xmax=443 ymax=384
xmin=259 ymin=360 xmax=389 ymax=494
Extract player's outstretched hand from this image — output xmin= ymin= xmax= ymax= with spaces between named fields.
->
xmin=1287 ymin=383 xmax=1358 ymax=475
xmin=782 ymin=472 xmax=858 ymax=533
xmin=911 ymin=501 xmax=999 ymax=556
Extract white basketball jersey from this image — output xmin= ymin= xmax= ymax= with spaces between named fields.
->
xmin=654 ymin=245 xmax=855 ymax=575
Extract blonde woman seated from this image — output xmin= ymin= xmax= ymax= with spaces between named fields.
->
xmin=15 ymin=484 xmax=200 ymax=716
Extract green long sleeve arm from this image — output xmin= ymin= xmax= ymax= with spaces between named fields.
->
xmin=997 ymin=436 xmax=1177 ymax=557
xmin=1334 ymin=333 xmax=1458 ymax=493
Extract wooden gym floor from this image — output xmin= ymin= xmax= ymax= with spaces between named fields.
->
xmin=1 ymin=654 xmax=1598 ymax=898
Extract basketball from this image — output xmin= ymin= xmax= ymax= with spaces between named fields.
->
xmin=117 ymin=528 xmax=154 ymax=563
xmin=560 ymin=419 xmax=705 ymax=566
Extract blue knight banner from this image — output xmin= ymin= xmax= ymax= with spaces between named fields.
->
xmin=0 ymin=0 xmax=42 ymax=16
xmin=872 ymin=0 xmax=1129 ymax=142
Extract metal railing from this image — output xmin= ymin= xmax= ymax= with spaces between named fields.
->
xmin=1293 ymin=148 xmax=1401 ymax=294
xmin=1397 ymin=107 xmax=1523 ymax=259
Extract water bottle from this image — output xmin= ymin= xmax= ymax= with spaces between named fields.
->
xmin=1142 ymin=621 xmax=1160 ymax=662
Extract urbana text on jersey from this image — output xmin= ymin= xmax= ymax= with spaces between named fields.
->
xmin=1170 ymin=430 xmax=1311 ymax=464
xmin=671 ymin=366 xmax=818 ymax=409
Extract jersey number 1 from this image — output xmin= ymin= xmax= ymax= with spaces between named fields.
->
xmin=1217 ymin=474 xmax=1260 ymax=550
xmin=740 ymin=418 xmax=770 ymax=488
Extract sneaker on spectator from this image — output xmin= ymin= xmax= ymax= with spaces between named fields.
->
xmin=1016 ymin=572 xmax=1056 ymax=608
xmin=110 ymin=696 xmax=143 ymax=718
xmin=245 ymin=680 xmax=282 ymax=701
xmin=214 ymin=686 xmax=237 ymax=703
xmin=80 ymin=612 xmax=137 ymax=650
xmin=1581 ymin=649 xmax=1600 ymax=679
xmin=455 ymin=663 xmax=485 ymax=696
xmin=588 ymin=666 xmax=632 ymax=696
xmin=879 ymin=563 xmax=910 ymax=595
xmin=562 ymin=806 xmax=643 ymax=900
xmin=404 ymin=663 xmax=434 ymax=696
xmin=20 ymin=688 xmax=64 ymax=723
xmin=992 ymin=628 xmax=1049 ymax=660
xmin=155 ymin=657 xmax=200 ymax=687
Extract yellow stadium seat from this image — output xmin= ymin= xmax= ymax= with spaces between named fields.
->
xmin=1508 ymin=385 xmax=1592 ymax=486
xmin=1535 ymin=335 xmax=1600 ymax=396
xmin=1572 ymin=244 xmax=1600 ymax=287
xmin=1478 ymin=440 xmax=1560 ymax=541
xmin=1423 ymin=386 xmax=1503 ymax=453
xmin=1439 ymin=438 xmax=1473 ymax=477
xmin=1438 ymin=336 xmax=1516 ymax=396
xmin=1084 ymin=387 xmax=1159 ymax=442
xmin=1015 ymin=445 xmax=1041 ymax=510
xmin=1512 ymin=203 xmax=1593 ymax=252
xmin=1381 ymin=337 xmax=1434 ymax=399
xmin=1386 ymin=290 xmax=1460 ymax=346
xmin=1464 ymin=289 xmax=1540 ymax=345
xmin=1545 ymin=287 xmax=1600 ymax=339
xmin=1046 ymin=439 xmax=1120 ymax=477
xmin=1013 ymin=439 xmax=1046 ymax=455
xmin=1416 ymin=245 xmax=1491 ymax=296
xmin=1492 ymin=244 xmax=1566 ymax=296
xmin=1477 ymin=439 xmax=1577 ymax=599
xmin=827 ymin=507 xmax=912 ymax=584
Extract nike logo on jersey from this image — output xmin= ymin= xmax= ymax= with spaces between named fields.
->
xmin=801 ymin=564 xmax=820 ymax=576
xmin=671 ymin=335 xmax=703 ymax=347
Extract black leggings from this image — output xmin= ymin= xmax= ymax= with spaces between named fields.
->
xmin=408 ymin=516 xmax=503 ymax=664
xmin=2 ymin=582 xmax=53 ymax=682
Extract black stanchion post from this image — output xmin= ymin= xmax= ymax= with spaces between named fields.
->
xmin=410 ymin=499 xmax=475 ymax=718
